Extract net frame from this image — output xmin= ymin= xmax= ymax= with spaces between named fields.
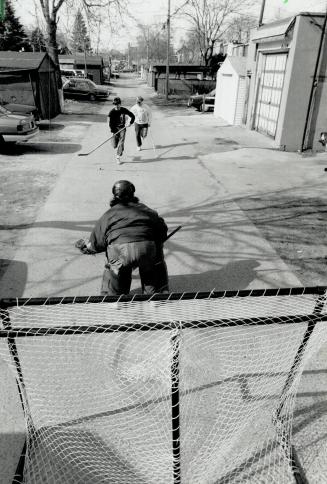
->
xmin=1 ymin=285 xmax=327 ymax=484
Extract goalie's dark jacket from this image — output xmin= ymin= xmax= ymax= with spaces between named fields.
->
xmin=89 ymin=202 xmax=168 ymax=253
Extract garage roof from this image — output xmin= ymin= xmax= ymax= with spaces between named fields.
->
xmin=228 ymin=57 xmax=247 ymax=76
xmin=0 ymin=51 xmax=46 ymax=69
xmin=75 ymin=54 xmax=103 ymax=66
xmin=251 ymin=17 xmax=295 ymax=42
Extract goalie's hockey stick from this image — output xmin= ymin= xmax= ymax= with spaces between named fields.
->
xmin=165 ymin=225 xmax=182 ymax=242
xmin=78 ymin=125 xmax=129 ymax=157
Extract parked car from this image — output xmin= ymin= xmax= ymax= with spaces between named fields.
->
xmin=63 ymin=78 xmax=109 ymax=101
xmin=187 ymin=89 xmax=216 ymax=112
xmin=111 ymin=70 xmax=120 ymax=79
xmin=0 ymin=105 xmax=39 ymax=144
xmin=0 ymin=101 xmax=40 ymax=121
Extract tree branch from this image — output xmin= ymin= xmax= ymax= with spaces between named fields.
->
xmin=53 ymin=0 xmax=66 ymax=16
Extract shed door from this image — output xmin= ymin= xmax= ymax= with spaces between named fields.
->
xmin=254 ymin=53 xmax=287 ymax=137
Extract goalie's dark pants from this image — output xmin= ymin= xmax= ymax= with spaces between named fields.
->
xmin=101 ymin=241 xmax=169 ymax=295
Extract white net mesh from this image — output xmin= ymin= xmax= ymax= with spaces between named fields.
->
xmin=0 ymin=289 xmax=327 ymax=484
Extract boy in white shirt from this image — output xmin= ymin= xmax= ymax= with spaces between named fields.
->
xmin=130 ymin=96 xmax=152 ymax=151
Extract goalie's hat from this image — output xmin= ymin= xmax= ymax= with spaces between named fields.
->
xmin=112 ymin=180 xmax=135 ymax=199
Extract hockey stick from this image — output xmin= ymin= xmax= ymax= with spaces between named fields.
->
xmin=78 ymin=125 xmax=128 ymax=157
xmin=153 ymin=225 xmax=182 ymax=269
xmin=165 ymin=225 xmax=182 ymax=242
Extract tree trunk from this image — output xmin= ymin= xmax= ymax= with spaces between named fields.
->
xmin=46 ymin=17 xmax=63 ymax=108
xmin=47 ymin=19 xmax=59 ymax=66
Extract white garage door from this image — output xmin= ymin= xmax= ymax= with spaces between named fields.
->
xmin=254 ymin=53 xmax=287 ymax=138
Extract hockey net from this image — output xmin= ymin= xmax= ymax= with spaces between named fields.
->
xmin=0 ymin=287 xmax=327 ymax=484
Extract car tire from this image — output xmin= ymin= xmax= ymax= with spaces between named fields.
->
xmin=89 ymin=94 xmax=96 ymax=101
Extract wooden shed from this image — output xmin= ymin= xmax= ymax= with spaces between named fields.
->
xmin=74 ymin=54 xmax=105 ymax=84
xmin=0 ymin=51 xmax=60 ymax=119
xmin=214 ymin=56 xmax=247 ymax=125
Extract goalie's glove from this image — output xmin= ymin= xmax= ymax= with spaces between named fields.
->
xmin=75 ymin=239 xmax=96 ymax=255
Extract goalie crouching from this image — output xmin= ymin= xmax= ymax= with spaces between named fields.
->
xmin=76 ymin=180 xmax=169 ymax=295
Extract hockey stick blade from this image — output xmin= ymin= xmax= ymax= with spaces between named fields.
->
xmin=78 ymin=126 xmax=129 ymax=157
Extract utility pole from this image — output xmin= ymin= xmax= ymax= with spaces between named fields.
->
xmin=84 ymin=39 xmax=88 ymax=78
xmin=258 ymin=0 xmax=266 ymax=27
xmin=128 ymin=42 xmax=130 ymax=70
xmin=146 ymin=26 xmax=150 ymax=71
xmin=301 ymin=2 xmax=327 ymax=152
xmin=165 ymin=0 xmax=171 ymax=100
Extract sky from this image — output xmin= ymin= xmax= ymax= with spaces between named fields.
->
xmin=14 ymin=0 xmax=327 ymax=52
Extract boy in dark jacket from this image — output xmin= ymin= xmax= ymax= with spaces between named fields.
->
xmin=108 ymin=97 xmax=135 ymax=164
xmin=88 ymin=180 xmax=169 ymax=295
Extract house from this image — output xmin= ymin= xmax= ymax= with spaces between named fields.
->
xmin=0 ymin=51 xmax=60 ymax=119
xmin=176 ymin=44 xmax=198 ymax=64
xmin=214 ymin=56 xmax=247 ymax=125
xmin=245 ymin=12 xmax=327 ymax=151
xmin=219 ymin=42 xmax=249 ymax=58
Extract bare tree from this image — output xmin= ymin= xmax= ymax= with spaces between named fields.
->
xmin=178 ymin=30 xmax=202 ymax=63
xmin=36 ymin=0 xmax=128 ymax=66
xmin=226 ymin=14 xmax=257 ymax=43
xmin=135 ymin=23 xmax=174 ymax=66
xmin=180 ymin=0 xmax=257 ymax=66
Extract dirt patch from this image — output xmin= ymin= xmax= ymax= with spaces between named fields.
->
xmin=0 ymin=165 xmax=57 ymax=279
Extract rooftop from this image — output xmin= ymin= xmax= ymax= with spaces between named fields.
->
xmin=0 ymin=51 xmax=47 ymax=69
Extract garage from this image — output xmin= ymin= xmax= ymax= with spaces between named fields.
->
xmin=253 ymin=53 xmax=288 ymax=137
xmin=0 ymin=52 xmax=61 ymax=120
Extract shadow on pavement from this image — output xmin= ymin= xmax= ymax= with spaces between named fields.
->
xmin=130 ymin=260 xmax=260 ymax=294
xmin=0 ymin=220 xmax=96 ymax=232
xmin=126 ymin=155 xmax=194 ymax=164
xmin=38 ymin=123 xmax=66 ymax=131
xmin=0 ymin=432 xmax=25 ymax=484
xmin=155 ymin=141 xmax=198 ymax=149
xmin=169 ymin=260 xmax=260 ymax=292
xmin=0 ymin=259 xmax=27 ymax=297
xmin=0 ymin=143 xmax=82 ymax=156
xmin=61 ymin=113 xmax=108 ymax=123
